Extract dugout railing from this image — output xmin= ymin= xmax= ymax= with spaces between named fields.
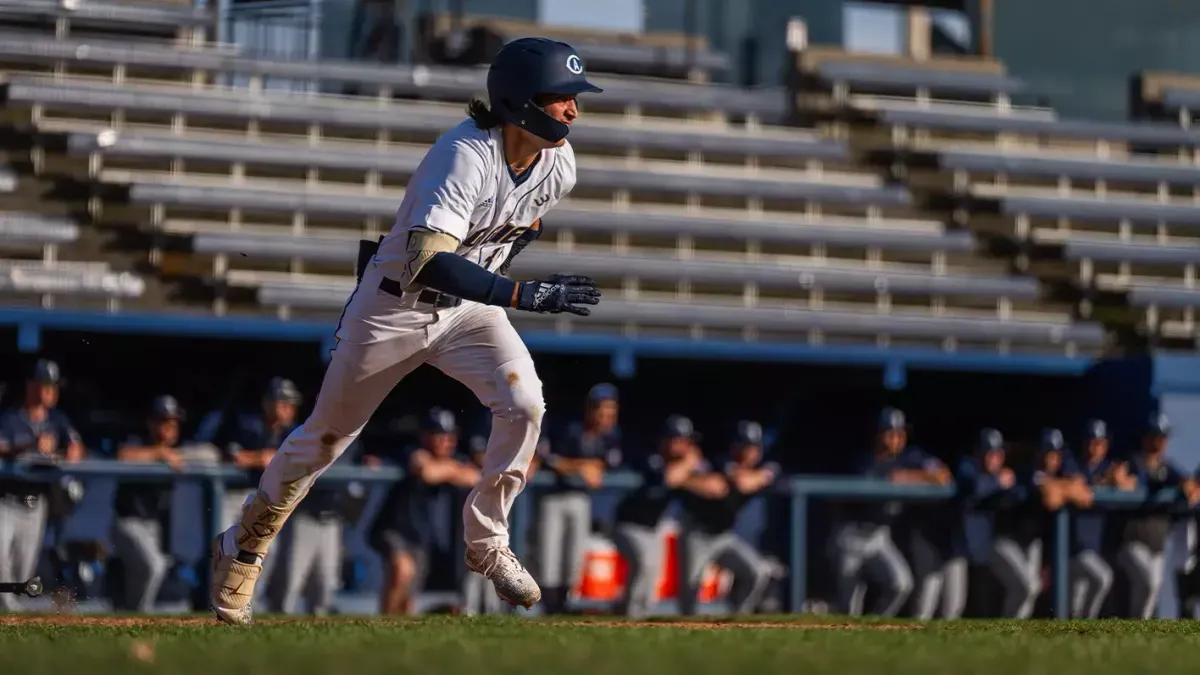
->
xmin=0 ymin=458 xmax=1188 ymax=619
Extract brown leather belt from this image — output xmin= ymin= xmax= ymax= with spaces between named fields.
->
xmin=378 ymin=277 xmax=462 ymax=308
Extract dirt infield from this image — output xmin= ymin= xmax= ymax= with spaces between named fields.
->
xmin=0 ymin=615 xmax=919 ymax=631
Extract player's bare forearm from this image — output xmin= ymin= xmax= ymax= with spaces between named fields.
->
xmin=414 ymin=457 xmax=467 ymax=485
xmin=663 ymin=459 xmax=697 ymax=488
xmin=732 ymin=468 xmax=772 ymax=494
xmin=890 ymin=468 xmax=950 ymax=485
xmin=1040 ymin=481 xmax=1067 ymax=510
xmin=233 ymin=450 xmax=270 ymax=469
xmin=552 ymin=457 xmax=603 ymax=475
xmin=681 ymin=474 xmax=729 ymax=499
xmin=117 ymin=445 xmax=169 ymax=462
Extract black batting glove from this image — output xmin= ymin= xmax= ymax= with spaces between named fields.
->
xmin=516 ymin=274 xmax=601 ymax=316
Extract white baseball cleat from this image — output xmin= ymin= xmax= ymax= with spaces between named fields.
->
xmin=465 ymin=547 xmax=542 ymax=609
xmin=209 ymin=535 xmax=262 ymax=625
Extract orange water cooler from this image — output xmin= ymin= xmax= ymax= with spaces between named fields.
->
xmin=574 ymin=521 xmax=728 ymax=604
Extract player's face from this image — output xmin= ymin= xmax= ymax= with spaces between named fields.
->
xmin=983 ymin=448 xmax=1005 ymax=473
xmin=151 ymin=417 xmax=180 ymax=446
xmin=530 ymin=93 xmax=579 ymax=148
xmin=27 ymin=381 xmax=58 ymax=408
xmin=585 ymin=400 xmax=618 ymax=432
xmin=664 ymin=436 xmax=692 ymax=459
xmin=1043 ymin=449 xmax=1062 ymax=474
xmin=427 ymin=431 xmax=458 ymax=457
xmin=1087 ymin=437 xmax=1108 ymax=461
xmin=880 ymin=429 xmax=906 ymax=454
xmin=265 ymin=399 xmax=297 ymax=425
xmin=1145 ymin=434 xmax=1168 ymax=455
xmin=734 ymin=443 xmax=761 ymax=466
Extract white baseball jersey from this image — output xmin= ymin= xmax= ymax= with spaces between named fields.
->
xmin=374 ymin=118 xmax=577 ymax=282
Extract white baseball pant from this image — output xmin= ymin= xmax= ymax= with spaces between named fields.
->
xmin=246 ymin=263 xmax=545 ymax=553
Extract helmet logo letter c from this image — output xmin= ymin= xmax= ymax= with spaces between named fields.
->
xmin=566 ymin=54 xmax=584 ymax=75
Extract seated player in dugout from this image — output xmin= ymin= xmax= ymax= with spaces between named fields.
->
xmin=610 ymin=415 xmax=726 ymax=618
xmin=1070 ymin=420 xmax=1128 ymax=619
xmin=366 ymin=408 xmax=480 ymax=615
xmin=535 ymin=382 xmax=622 ymax=614
xmin=876 ymin=409 xmax=959 ymax=621
xmin=829 ymin=408 xmax=948 ymax=617
xmin=110 ymin=395 xmax=187 ymax=613
xmin=990 ymin=428 xmax=1094 ymax=619
xmin=676 ymin=420 xmax=779 ymax=615
xmin=0 ymin=359 xmax=84 ymax=612
xmin=951 ymin=429 xmax=1016 ymax=618
xmin=1113 ymin=413 xmax=1200 ymax=619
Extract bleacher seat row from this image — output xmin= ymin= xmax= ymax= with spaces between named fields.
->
xmin=65 ymin=130 xmax=895 ymax=205
xmin=4 ymin=79 xmax=840 ymax=160
xmin=0 ymin=0 xmax=209 ymax=33
xmin=0 ymin=211 xmax=80 ymax=247
xmin=124 ymin=178 xmax=922 ymax=243
xmin=192 ymin=231 xmax=1037 ymax=299
xmin=0 ymin=32 xmax=789 ymax=120
xmin=250 ymin=275 xmax=1104 ymax=347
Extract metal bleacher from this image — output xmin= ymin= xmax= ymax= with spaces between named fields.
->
xmin=0 ymin=4 xmax=1118 ymax=356
xmin=0 ymin=0 xmax=209 ymax=42
xmin=793 ymin=45 xmax=1200 ymax=352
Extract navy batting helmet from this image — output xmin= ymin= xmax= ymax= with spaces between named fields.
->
xmin=487 ymin=37 xmax=602 ymax=144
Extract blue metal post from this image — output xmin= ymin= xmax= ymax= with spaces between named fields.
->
xmin=205 ymin=472 xmax=228 ymax=544
xmin=789 ymin=492 xmax=808 ymax=613
xmin=1053 ymin=508 xmax=1070 ymax=619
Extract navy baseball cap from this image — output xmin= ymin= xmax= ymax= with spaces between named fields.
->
xmin=663 ymin=414 xmax=700 ymax=441
xmin=151 ymin=395 xmax=185 ymax=421
xmin=979 ymin=428 xmax=1004 ymax=451
xmin=878 ymin=407 xmax=906 ymax=431
xmin=1040 ymin=428 xmax=1064 ymax=452
xmin=265 ymin=377 xmax=302 ymax=405
xmin=424 ymin=408 xmax=457 ymax=434
xmin=30 ymin=359 xmax=61 ymax=385
xmin=734 ymin=420 xmax=763 ymax=446
xmin=1147 ymin=412 xmax=1171 ymax=436
xmin=1083 ymin=419 xmax=1108 ymax=441
xmin=587 ymin=383 xmax=618 ymax=404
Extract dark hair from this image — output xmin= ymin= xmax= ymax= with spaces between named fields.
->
xmin=467 ymin=98 xmax=503 ymax=130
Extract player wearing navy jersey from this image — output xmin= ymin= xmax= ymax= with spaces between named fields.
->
xmin=210 ymin=38 xmax=603 ymax=623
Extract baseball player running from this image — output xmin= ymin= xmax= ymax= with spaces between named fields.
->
xmin=209 ymin=37 xmax=603 ymax=623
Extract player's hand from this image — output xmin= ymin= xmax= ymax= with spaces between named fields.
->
xmin=37 ymin=434 xmax=55 ymax=455
xmin=516 ymin=274 xmax=601 ymax=316
xmin=998 ymin=468 xmax=1016 ymax=489
xmin=578 ymin=462 xmax=604 ymax=489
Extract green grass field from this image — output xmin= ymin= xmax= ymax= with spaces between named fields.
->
xmin=3 ymin=614 xmax=1200 ymax=674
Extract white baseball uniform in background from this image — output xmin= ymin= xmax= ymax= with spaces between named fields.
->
xmin=227 ymin=118 xmax=577 ymax=555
